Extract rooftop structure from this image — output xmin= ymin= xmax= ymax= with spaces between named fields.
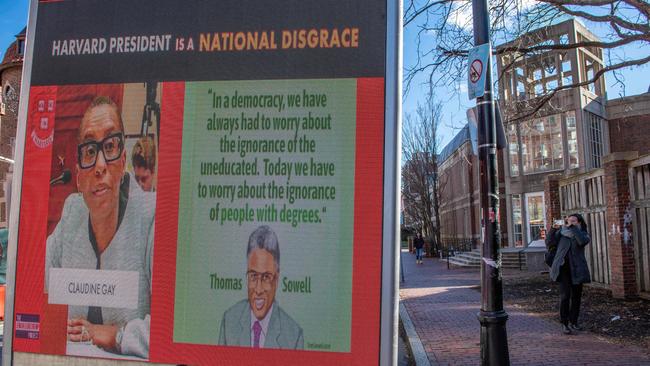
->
xmin=496 ymin=18 xmax=609 ymax=247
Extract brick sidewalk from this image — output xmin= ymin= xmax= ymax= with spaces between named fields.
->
xmin=399 ymin=250 xmax=650 ymax=366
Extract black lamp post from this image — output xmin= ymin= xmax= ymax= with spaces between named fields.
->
xmin=471 ymin=0 xmax=511 ymax=364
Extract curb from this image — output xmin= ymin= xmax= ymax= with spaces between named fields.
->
xmin=399 ymin=301 xmax=432 ymax=366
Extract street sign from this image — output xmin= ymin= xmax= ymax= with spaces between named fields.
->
xmin=467 ymin=43 xmax=491 ymax=99
xmin=470 ymin=60 xmax=483 ymax=84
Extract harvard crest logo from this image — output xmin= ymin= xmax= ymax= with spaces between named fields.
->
xmin=31 ymin=99 xmax=54 ymax=149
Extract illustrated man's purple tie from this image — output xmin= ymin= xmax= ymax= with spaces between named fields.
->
xmin=253 ymin=320 xmax=262 ymax=348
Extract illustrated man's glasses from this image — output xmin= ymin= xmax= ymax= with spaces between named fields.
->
xmin=77 ymin=133 xmax=124 ymax=169
xmin=247 ymin=271 xmax=276 ymax=287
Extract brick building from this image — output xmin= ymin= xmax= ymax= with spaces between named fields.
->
xmin=437 ymin=125 xmax=480 ymax=248
xmin=495 ymin=19 xmax=650 ymax=296
xmin=0 ymin=27 xmax=25 ymax=227
xmin=497 ymin=19 xmax=608 ymax=248
xmin=437 ymin=122 xmax=509 ymax=250
xmin=434 ymin=18 xmax=650 ymax=296
xmin=607 ymin=92 xmax=650 ymax=155
xmin=543 ymin=91 xmax=650 ymax=298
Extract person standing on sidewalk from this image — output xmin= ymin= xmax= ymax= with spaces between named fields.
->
xmin=414 ymin=234 xmax=424 ymax=264
xmin=547 ymin=214 xmax=591 ymax=335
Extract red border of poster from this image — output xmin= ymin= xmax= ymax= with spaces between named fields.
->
xmin=12 ymin=79 xmax=385 ymax=365
xmin=149 ymin=78 xmax=385 ymax=364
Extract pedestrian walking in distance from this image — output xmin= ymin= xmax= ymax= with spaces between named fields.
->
xmin=414 ymin=234 xmax=424 ymax=264
xmin=546 ymin=214 xmax=591 ymax=335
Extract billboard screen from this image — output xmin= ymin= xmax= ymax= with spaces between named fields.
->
xmin=9 ymin=0 xmax=394 ymax=364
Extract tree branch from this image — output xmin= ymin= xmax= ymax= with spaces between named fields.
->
xmin=508 ymin=54 xmax=650 ymax=122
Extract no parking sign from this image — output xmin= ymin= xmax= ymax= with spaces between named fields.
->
xmin=467 ymin=43 xmax=491 ymax=99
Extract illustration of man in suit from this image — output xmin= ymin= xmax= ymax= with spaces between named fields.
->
xmin=218 ymin=225 xmax=303 ymax=349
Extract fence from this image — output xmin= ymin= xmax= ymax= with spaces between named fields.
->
xmin=629 ymin=155 xmax=650 ymax=294
xmin=439 ymin=238 xmax=477 ymax=257
xmin=559 ymin=169 xmax=611 ymax=285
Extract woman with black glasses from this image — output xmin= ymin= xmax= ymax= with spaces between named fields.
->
xmin=45 ymin=96 xmax=154 ymax=358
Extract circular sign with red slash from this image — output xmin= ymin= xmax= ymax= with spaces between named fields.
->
xmin=470 ymin=59 xmax=483 ymax=84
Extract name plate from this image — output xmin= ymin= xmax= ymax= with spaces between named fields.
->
xmin=48 ymin=268 xmax=139 ymax=309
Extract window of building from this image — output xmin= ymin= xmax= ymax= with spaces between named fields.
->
xmin=545 ymin=79 xmax=558 ymax=91
xmin=566 ymin=111 xmax=579 ymax=168
xmin=516 ymin=67 xmax=524 ymax=77
xmin=543 ymin=57 xmax=556 ymax=77
xmin=512 ymin=195 xmax=523 ymax=247
xmin=585 ymin=111 xmax=605 ymax=168
xmin=508 ymin=124 xmax=519 ymax=176
xmin=502 ymin=72 xmax=510 ymax=101
xmin=563 ymin=74 xmax=573 ymax=86
xmin=525 ymin=192 xmax=546 ymax=243
xmin=559 ymin=34 xmax=569 ymax=45
xmin=521 ymin=114 xmax=564 ymax=174
xmin=18 ymin=40 xmax=25 ymax=55
xmin=514 ymin=67 xmax=526 ymax=100
xmin=561 ymin=57 xmax=573 ymax=87
xmin=550 ymin=115 xmax=563 ymax=167
xmin=585 ymin=59 xmax=596 ymax=93
xmin=517 ymin=80 xmax=526 ymax=100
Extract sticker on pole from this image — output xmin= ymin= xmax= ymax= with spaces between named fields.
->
xmin=467 ymin=43 xmax=491 ymax=100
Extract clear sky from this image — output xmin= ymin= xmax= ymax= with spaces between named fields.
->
xmin=0 ymin=0 xmax=29 ymax=60
xmin=1 ymin=0 xmax=648 ymax=151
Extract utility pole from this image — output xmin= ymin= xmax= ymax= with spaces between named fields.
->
xmin=471 ymin=0 xmax=511 ymax=364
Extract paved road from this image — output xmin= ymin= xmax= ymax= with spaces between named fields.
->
xmin=399 ymin=250 xmax=650 ymax=366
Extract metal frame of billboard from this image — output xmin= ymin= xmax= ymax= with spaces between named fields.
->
xmin=2 ymin=0 xmax=402 ymax=364
xmin=380 ymin=0 xmax=403 ymax=364
xmin=3 ymin=0 xmax=39 ymax=364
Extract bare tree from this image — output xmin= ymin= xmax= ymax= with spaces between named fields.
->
xmin=404 ymin=0 xmax=650 ymax=119
xmin=402 ymin=99 xmax=444 ymax=254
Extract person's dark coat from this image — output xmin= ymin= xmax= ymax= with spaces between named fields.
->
xmin=414 ymin=237 xmax=424 ymax=249
xmin=548 ymin=226 xmax=591 ymax=284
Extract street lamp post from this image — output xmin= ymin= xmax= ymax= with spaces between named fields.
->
xmin=471 ymin=0 xmax=511 ymax=364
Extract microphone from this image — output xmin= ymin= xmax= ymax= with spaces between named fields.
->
xmin=50 ymin=169 xmax=72 ymax=185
